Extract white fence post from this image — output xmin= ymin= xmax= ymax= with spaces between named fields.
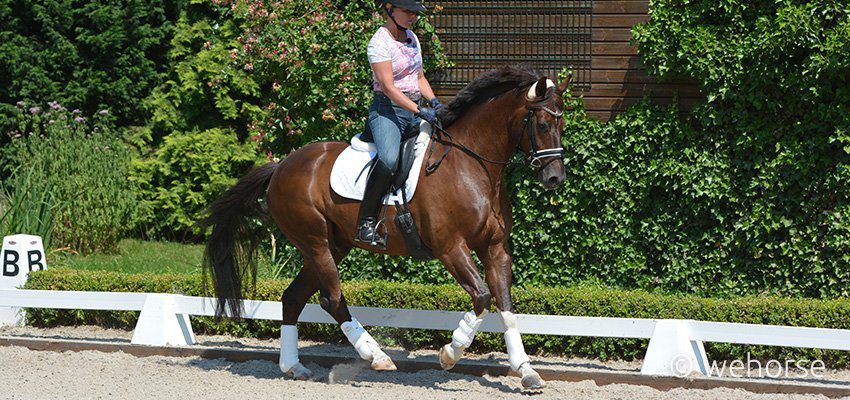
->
xmin=131 ymin=294 xmax=195 ymax=346
xmin=1 ymin=234 xmax=47 ymax=326
xmin=641 ymin=320 xmax=709 ymax=376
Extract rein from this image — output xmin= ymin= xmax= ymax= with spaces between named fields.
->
xmin=424 ymin=104 xmax=564 ymax=174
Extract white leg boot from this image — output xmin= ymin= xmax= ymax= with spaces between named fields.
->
xmin=279 ymin=325 xmax=312 ymax=380
xmin=341 ymin=318 xmax=397 ymax=371
xmin=501 ymin=311 xmax=545 ymax=389
xmin=439 ymin=310 xmax=486 ymax=370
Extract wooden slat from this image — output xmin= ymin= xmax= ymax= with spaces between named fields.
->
xmin=578 ymin=83 xmax=703 ymax=98
xmin=592 ymin=56 xmax=644 ymax=70
xmin=592 ymin=70 xmax=657 ymax=84
xmin=593 ymin=28 xmax=634 ymax=42
xmin=583 ymin=96 xmax=704 ymax=110
xmin=593 ymin=1 xmax=649 ymax=14
xmin=593 ymin=42 xmax=639 ymax=56
xmin=594 ymin=14 xmax=651 ymax=28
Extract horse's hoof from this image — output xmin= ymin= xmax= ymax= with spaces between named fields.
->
xmin=520 ymin=369 xmax=546 ymax=390
xmin=283 ymin=362 xmax=313 ymax=380
xmin=439 ymin=344 xmax=458 ymax=370
xmin=371 ymin=355 xmax=397 ymax=371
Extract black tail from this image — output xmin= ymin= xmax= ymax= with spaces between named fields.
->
xmin=201 ymin=162 xmax=277 ymax=319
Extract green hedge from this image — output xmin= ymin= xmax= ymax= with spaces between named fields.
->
xmin=23 ymin=268 xmax=850 ymax=366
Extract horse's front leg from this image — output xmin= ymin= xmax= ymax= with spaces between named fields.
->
xmin=479 ymin=243 xmax=546 ymax=389
xmin=437 ymin=245 xmax=491 ymax=370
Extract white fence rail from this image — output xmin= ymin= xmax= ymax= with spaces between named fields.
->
xmin=2 ymin=288 xmax=849 ymax=377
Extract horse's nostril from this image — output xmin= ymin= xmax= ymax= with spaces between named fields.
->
xmin=547 ymin=176 xmax=560 ymax=186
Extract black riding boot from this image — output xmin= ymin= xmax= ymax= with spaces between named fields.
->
xmin=355 ymin=159 xmax=394 ymax=249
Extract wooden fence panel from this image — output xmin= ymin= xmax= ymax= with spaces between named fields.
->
xmin=429 ymin=0 xmax=703 ymax=122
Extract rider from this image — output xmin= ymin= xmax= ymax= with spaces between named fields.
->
xmin=355 ymin=0 xmax=442 ymax=248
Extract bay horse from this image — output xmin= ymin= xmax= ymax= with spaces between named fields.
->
xmin=203 ymin=65 xmax=568 ymax=389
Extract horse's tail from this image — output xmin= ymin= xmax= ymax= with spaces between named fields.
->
xmin=201 ymin=162 xmax=277 ymax=320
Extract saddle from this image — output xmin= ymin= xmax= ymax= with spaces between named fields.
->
xmin=359 ymin=122 xmax=434 ymax=260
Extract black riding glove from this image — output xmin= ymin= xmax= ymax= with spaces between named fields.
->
xmin=416 ymin=107 xmax=440 ymax=126
xmin=429 ymin=97 xmax=444 ymax=111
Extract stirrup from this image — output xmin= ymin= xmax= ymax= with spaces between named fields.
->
xmin=355 ymin=219 xmax=387 ymax=249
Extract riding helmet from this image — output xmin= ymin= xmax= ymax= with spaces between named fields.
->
xmin=381 ymin=0 xmax=427 ymax=12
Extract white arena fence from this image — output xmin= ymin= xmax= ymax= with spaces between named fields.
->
xmin=2 ymin=288 xmax=850 ymax=377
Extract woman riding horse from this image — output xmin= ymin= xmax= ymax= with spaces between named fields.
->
xmin=203 ymin=63 xmax=568 ymax=389
xmin=357 ymin=0 xmax=442 ymax=249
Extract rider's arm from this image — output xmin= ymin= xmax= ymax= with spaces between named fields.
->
xmin=418 ymin=69 xmax=436 ymax=103
xmin=371 ymin=60 xmax=421 ymax=114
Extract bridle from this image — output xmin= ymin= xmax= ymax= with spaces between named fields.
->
xmin=424 ymin=94 xmax=565 ymax=174
xmin=520 ymin=104 xmax=564 ymax=168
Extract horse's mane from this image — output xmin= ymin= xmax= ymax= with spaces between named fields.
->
xmin=438 ymin=64 xmax=544 ymax=128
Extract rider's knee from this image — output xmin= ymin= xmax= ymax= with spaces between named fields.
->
xmin=379 ymin=153 xmax=399 ymax=171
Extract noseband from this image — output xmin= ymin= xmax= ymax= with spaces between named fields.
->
xmin=520 ymin=105 xmax=564 ymax=168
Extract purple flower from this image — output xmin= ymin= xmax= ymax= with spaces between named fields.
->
xmin=74 ymin=116 xmax=85 ymax=123
xmin=16 ymin=101 xmax=25 ymax=107
xmin=29 ymin=107 xmax=41 ymax=114
xmin=48 ymin=119 xmax=55 ymax=124
xmin=98 ymin=109 xmax=109 ymax=115
xmin=48 ymin=101 xmax=61 ymax=110
xmin=72 ymin=109 xmax=81 ymax=114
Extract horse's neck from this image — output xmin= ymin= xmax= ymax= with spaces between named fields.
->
xmin=449 ymin=95 xmax=520 ymax=170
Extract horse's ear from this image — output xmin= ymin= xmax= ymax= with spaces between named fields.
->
xmin=557 ymin=73 xmax=572 ymax=94
xmin=535 ymin=76 xmax=548 ymax=99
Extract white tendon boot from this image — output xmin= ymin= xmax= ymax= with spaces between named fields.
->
xmin=341 ymin=318 xmax=397 ymax=370
xmin=440 ymin=310 xmax=485 ymax=370
xmin=501 ymin=311 xmax=545 ymax=389
xmin=279 ymin=325 xmax=312 ymax=380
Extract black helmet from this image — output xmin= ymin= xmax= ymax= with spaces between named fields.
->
xmin=382 ymin=0 xmax=426 ymax=12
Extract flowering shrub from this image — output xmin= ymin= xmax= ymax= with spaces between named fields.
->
xmin=2 ymin=101 xmax=137 ymax=254
xmin=215 ymin=0 xmax=449 ymax=155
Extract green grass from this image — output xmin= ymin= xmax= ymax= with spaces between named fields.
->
xmin=52 ymin=239 xmax=204 ymax=275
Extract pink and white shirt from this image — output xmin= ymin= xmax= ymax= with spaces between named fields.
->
xmin=367 ymin=27 xmax=422 ymax=94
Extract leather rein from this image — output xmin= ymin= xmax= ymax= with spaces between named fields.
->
xmin=424 ymin=102 xmax=564 ymax=174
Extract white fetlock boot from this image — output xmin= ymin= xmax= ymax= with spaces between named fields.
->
xmin=502 ymin=311 xmax=545 ymax=389
xmin=341 ymin=318 xmax=397 ymax=371
xmin=279 ymin=325 xmax=312 ymax=380
xmin=440 ymin=310 xmax=485 ymax=370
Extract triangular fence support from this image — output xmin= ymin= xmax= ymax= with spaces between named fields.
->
xmin=131 ymin=294 xmax=195 ymax=346
xmin=641 ymin=320 xmax=709 ymax=377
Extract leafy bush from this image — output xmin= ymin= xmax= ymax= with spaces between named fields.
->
xmin=221 ymin=0 xmax=450 ymax=155
xmin=131 ymin=128 xmax=262 ymax=240
xmin=2 ymin=101 xmax=137 ymax=253
xmin=0 ymin=0 xmax=182 ymax=128
xmin=141 ymin=1 xmax=265 ymax=145
xmin=624 ymin=0 xmax=850 ymax=297
xmin=24 ymin=268 xmax=850 ymax=366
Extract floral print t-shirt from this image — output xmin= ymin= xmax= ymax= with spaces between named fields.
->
xmin=367 ymin=27 xmax=422 ymax=94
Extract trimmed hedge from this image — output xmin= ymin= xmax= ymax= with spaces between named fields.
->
xmin=24 ymin=268 xmax=850 ymax=366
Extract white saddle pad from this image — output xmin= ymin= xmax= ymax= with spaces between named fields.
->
xmin=330 ymin=121 xmax=432 ymax=205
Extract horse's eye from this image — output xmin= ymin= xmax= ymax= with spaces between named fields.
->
xmin=538 ymin=122 xmax=548 ymax=131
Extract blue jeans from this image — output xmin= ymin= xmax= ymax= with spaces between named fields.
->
xmin=366 ymin=92 xmax=421 ymax=171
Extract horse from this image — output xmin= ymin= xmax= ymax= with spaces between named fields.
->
xmin=202 ymin=64 xmax=568 ymax=390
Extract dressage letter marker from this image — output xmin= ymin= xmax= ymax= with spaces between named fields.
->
xmin=0 ymin=234 xmax=47 ymax=326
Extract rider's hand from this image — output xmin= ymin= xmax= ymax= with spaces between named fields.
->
xmin=416 ymin=107 xmax=440 ymax=126
xmin=429 ymin=97 xmax=443 ymax=111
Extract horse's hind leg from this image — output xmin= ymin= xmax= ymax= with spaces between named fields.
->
xmin=279 ymin=270 xmax=320 ymax=380
xmin=302 ymin=234 xmax=397 ymax=371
